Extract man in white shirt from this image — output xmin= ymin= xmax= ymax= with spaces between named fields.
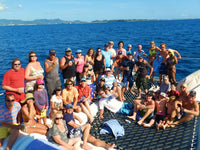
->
xmin=108 ymin=41 xmax=116 ymax=65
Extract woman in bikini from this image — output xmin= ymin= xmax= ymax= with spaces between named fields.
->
xmin=25 ymin=51 xmax=44 ymax=92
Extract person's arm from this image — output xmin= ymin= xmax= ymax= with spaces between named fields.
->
xmin=34 ymin=91 xmax=43 ymax=111
xmin=145 ymin=60 xmax=153 ymax=78
xmin=25 ymin=63 xmax=43 ymax=81
xmin=99 ymin=109 xmax=104 ymax=119
xmin=173 ymin=55 xmax=178 ymax=64
xmin=134 ymin=64 xmax=138 ymax=72
xmin=73 ymin=114 xmax=83 ymax=124
xmin=1 ymin=122 xmax=24 ymax=130
xmin=73 ymin=89 xmax=79 ymax=108
xmin=62 ymin=90 xmax=67 ymax=105
xmin=103 ymin=57 xmax=106 ymax=71
xmin=84 ymin=55 xmax=88 ymax=64
xmin=2 ymin=85 xmax=23 ymax=94
xmin=144 ymin=100 xmax=155 ymax=109
xmin=53 ymin=135 xmax=75 ymax=150
xmin=183 ymin=101 xmax=199 ymax=116
xmin=67 ymin=120 xmax=80 ymax=129
xmin=45 ymin=58 xmax=58 ymax=73
xmin=60 ymin=57 xmax=69 ymax=70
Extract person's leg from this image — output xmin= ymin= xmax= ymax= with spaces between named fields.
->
xmin=142 ymin=78 xmax=148 ymax=94
xmin=6 ymin=129 xmax=19 ymax=150
xmin=84 ymin=101 xmax=93 ymax=117
xmin=68 ymin=137 xmax=81 ymax=150
xmin=143 ymin=119 xmax=155 ymax=128
xmin=95 ymin=72 xmax=99 ymax=86
xmin=173 ymin=114 xmax=194 ymax=125
xmin=116 ymin=86 xmax=123 ymax=101
xmin=87 ymin=134 xmax=115 ymax=149
xmin=136 ymin=77 xmax=141 ymax=98
xmin=80 ymin=103 xmax=94 ymax=123
xmin=81 ymin=124 xmax=92 ymax=150
xmin=127 ymin=102 xmax=139 ymax=120
xmin=138 ymin=108 xmax=154 ymax=125
xmin=121 ymin=86 xmax=126 ymax=101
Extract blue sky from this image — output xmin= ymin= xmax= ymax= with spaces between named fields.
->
xmin=0 ymin=0 xmax=199 ymax=21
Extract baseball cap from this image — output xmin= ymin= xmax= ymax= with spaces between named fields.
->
xmin=100 ymin=77 xmax=105 ymax=82
xmin=128 ymin=44 xmax=132 ymax=47
xmin=76 ymin=49 xmax=82 ymax=53
xmin=189 ymin=90 xmax=196 ymax=97
xmin=137 ymin=55 xmax=143 ymax=59
xmin=160 ymin=92 xmax=167 ymax=97
xmin=64 ymin=103 xmax=73 ymax=109
xmin=49 ymin=49 xmax=56 ymax=55
xmin=104 ymin=43 xmax=109 ymax=47
xmin=80 ymin=77 xmax=86 ymax=82
xmin=146 ymin=91 xmax=153 ymax=96
xmin=65 ymin=48 xmax=72 ymax=52
xmin=106 ymin=68 xmax=111 ymax=72
xmin=36 ymin=79 xmax=44 ymax=85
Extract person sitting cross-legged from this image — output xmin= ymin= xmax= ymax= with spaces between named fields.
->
xmin=127 ymin=91 xmax=155 ymax=125
xmin=63 ymin=104 xmax=115 ymax=150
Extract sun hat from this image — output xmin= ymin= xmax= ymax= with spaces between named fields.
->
xmin=20 ymin=93 xmax=35 ymax=104
xmin=36 ymin=79 xmax=44 ymax=85
xmin=49 ymin=49 xmax=56 ymax=55
xmin=65 ymin=48 xmax=72 ymax=52
xmin=76 ymin=49 xmax=82 ymax=53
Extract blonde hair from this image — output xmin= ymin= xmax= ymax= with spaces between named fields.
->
xmin=52 ymin=111 xmax=63 ymax=125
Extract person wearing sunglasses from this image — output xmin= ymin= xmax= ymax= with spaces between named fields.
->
xmin=0 ymin=93 xmax=24 ymax=150
xmin=62 ymin=80 xmax=81 ymax=113
xmin=47 ymin=111 xmax=81 ymax=150
xmin=25 ymin=51 xmax=44 ymax=92
xmin=2 ymin=58 xmax=25 ymax=103
xmin=21 ymin=93 xmax=48 ymax=135
xmin=34 ymin=79 xmax=49 ymax=126
xmin=63 ymin=104 xmax=115 ymax=150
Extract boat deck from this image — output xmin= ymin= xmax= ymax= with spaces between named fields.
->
xmin=90 ymin=91 xmax=200 ymax=150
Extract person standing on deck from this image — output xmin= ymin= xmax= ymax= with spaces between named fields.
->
xmin=102 ymin=43 xmax=114 ymax=68
xmin=44 ymin=49 xmax=61 ymax=98
xmin=133 ymin=45 xmax=148 ymax=61
xmin=135 ymin=55 xmax=153 ymax=98
xmin=2 ymin=59 xmax=25 ymax=103
xmin=116 ymin=41 xmax=126 ymax=56
xmin=108 ymin=41 xmax=116 ymax=65
xmin=158 ymin=43 xmax=181 ymax=84
xmin=0 ymin=93 xmax=24 ymax=150
xmin=126 ymin=44 xmax=132 ymax=55
xmin=60 ymin=48 xmax=76 ymax=84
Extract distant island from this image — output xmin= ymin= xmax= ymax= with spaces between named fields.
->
xmin=0 ymin=18 xmax=199 ymax=26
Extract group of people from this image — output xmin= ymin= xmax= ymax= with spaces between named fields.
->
xmin=0 ymin=40 xmax=199 ymax=150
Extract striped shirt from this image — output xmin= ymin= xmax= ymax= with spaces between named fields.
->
xmin=0 ymin=102 xmax=21 ymax=126
xmin=101 ymin=74 xmax=116 ymax=89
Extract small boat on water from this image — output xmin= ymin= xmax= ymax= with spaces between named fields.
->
xmin=1 ymin=70 xmax=200 ymax=150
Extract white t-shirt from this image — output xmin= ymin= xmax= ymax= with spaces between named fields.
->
xmin=50 ymin=95 xmax=62 ymax=108
xmin=99 ymin=94 xmax=123 ymax=113
xmin=109 ymin=48 xmax=116 ymax=65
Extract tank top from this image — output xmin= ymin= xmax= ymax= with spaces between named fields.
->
xmin=45 ymin=59 xmax=60 ymax=79
xmin=149 ymin=48 xmax=157 ymax=56
xmin=74 ymin=56 xmax=84 ymax=73
xmin=136 ymin=60 xmax=148 ymax=78
xmin=94 ymin=55 xmax=105 ymax=71
xmin=62 ymin=56 xmax=76 ymax=79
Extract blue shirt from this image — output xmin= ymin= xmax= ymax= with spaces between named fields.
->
xmin=121 ymin=59 xmax=135 ymax=78
xmin=101 ymin=74 xmax=116 ymax=89
xmin=64 ymin=112 xmax=75 ymax=133
xmin=102 ymin=50 xmax=112 ymax=68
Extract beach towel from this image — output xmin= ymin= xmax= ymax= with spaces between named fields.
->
xmin=100 ymin=119 xmax=125 ymax=139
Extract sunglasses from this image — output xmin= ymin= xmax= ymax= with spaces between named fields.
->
xmin=55 ymin=117 xmax=63 ymax=120
xmin=99 ymin=92 xmax=104 ymax=96
xmin=66 ymin=83 xmax=73 ymax=85
xmin=30 ymin=55 xmax=37 ymax=57
xmin=98 ymin=51 xmax=101 ymax=52
xmin=6 ymin=99 xmax=15 ymax=102
xmin=14 ymin=63 xmax=21 ymax=66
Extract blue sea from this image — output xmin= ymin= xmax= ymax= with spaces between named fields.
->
xmin=0 ymin=19 xmax=200 ymax=97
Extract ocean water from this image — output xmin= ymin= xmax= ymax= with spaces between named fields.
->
xmin=0 ymin=19 xmax=200 ymax=96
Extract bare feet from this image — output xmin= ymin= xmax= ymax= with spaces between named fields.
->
xmin=89 ymin=117 xmax=94 ymax=123
xmin=136 ymin=95 xmax=141 ymax=99
xmin=127 ymin=115 xmax=136 ymax=121
xmin=137 ymin=120 xmax=143 ymax=126
xmin=143 ymin=123 xmax=151 ymax=128
xmin=130 ymin=90 xmax=135 ymax=95
xmin=82 ymin=143 xmax=93 ymax=150
xmin=107 ymin=143 xmax=116 ymax=150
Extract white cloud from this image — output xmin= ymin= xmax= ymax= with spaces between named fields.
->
xmin=0 ymin=3 xmax=8 ymax=11
xmin=18 ymin=4 xmax=22 ymax=8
